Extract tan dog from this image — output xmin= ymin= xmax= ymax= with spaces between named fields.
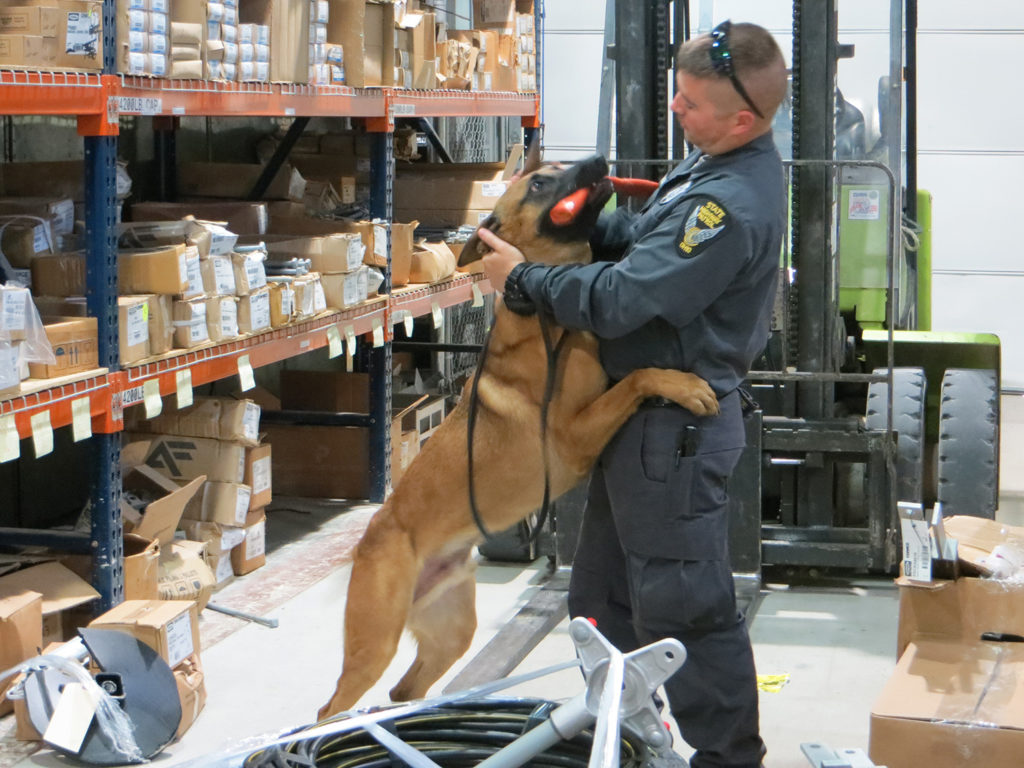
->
xmin=318 ymin=152 xmax=719 ymax=720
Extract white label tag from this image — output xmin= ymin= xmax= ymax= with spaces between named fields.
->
xmin=189 ymin=304 xmax=208 ymax=343
xmin=404 ymin=312 xmax=413 ymax=336
xmin=431 ymin=301 xmax=443 ymax=329
xmin=176 ymin=369 xmax=193 ymax=409
xmin=326 ymin=324 xmax=342 ymax=359
xmin=234 ymin=486 xmax=251 ymax=524
xmin=472 ymin=283 xmax=484 ymax=308
xmin=30 ymin=411 xmax=53 ymax=458
xmin=116 ymin=95 xmax=163 ymax=115
xmin=65 ymin=10 xmax=99 ymax=55
xmin=254 ymin=291 xmax=271 ymax=329
xmin=143 ymin=378 xmax=162 ymax=418
xmin=164 ymin=611 xmax=194 ymax=668
xmin=481 ymin=181 xmax=507 ymax=198
xmin=393 ymin=103 xmax=415 ymax=116
xmin=237 ymin=354 xmax=255 ymax=391
xmin=0 ymin=343 xmax=19 ymax=389
xmin=252 ymin=456 xmax=271 ymax=495
xmin=373 ymin=225 xmax=387 ymax=260
xmin=246 ymin=519 xmax=266 ymax=558
xmin=899 ymin=503 xmax=932 ymax=582
xmin=2 ymin=290 xmax=27 ymax=333
xmin=126 ymin=302 xmax=148 ymax=346
xmin=43 ymin=682 xmax=95 ymax=753
xmin=371 ymin=317 xmax=384 ymax=347
xmin=215 ymin=553 xmax=234 ymax=583
xmin=0 ymin=414 xmax=20 ymax=463
xmin=220 ymin=300 xmax=238 ymax=337
xmin=313 ymin=281 xmax=327 ymax=313
xmin=184 ymin=253 xmax=203 ymax=297
xmin=213 ymin=257 xmax=236 ymax=294
xmin=243 ymin=402 xmax=260 ymax=443
xmin=280 ymin=286 xmax=294 ymax=318
xmin=71 ymin=397 xmax=91 ymax=442
xmin=245 ymin=254 xmax=267 ymax=290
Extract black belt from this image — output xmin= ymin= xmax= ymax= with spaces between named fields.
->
xmin=642 ymin=396 xmax=683 ymax=408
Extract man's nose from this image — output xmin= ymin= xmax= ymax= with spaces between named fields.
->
xmin=670 ymin=93 xmax=684 ymax=115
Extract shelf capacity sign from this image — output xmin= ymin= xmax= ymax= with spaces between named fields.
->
xmin=115 ymin=96 xmax=164 ymax=116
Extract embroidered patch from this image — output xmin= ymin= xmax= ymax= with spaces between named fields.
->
xmin=659 ymin=182 xmax=691 ymax=205
xmin=677 ymin=198 xmax=728 ymax=257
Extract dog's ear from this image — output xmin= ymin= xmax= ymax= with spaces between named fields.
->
xmin=523 ymin=135 xmax=542 ymax=175
xmin=457 ymin=214 xmax=500 ymax=268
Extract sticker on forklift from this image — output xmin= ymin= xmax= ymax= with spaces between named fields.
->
xmin=847 ymin=189 xmax=880 ymax=220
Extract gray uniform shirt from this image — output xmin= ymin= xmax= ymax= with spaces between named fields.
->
xmin=518 ymin=131 xmax=785 ymax=396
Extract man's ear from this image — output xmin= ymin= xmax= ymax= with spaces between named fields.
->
xmin=457 ymin=214 xmax=500 ymax=267
xmin=732 ymin=109 xmax=757 ymax=135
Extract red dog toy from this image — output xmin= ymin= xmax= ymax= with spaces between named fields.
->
xmin=549 ymin=176 xmax=660 ymax=226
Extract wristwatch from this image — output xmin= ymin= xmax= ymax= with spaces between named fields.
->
xmin=502 ymin=262 xmax=537 ymax=316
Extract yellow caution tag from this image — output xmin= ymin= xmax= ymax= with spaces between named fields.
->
xmin=30 ymin=411 xmax=53 ymax=458
xmin=0 ymin=414 xmax=19 ymax=463
xmin=431 ymin=301 xmax=443 ymax=329
xmin=371 ymin=318 xmax=384 ymax=348
xmin=71 ymin=397 xmax=91 ymax=443
xmin=326 ymin=325 xmax=342 ymax=359
xmin=472 ymin=283 xmax=484 ymax=308
xmin=143 ymin=378 xmax=162 ymax=419
xmin=756 ymin=673 xmax=791 ymax=693
xmin=176 ymin=369 xmax=193 ymax=410
xmin=237 ymin=354 xmax=255 ymax=392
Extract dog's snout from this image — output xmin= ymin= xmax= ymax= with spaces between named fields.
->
xmin=575 ymin=155 xmax=609 ymax=185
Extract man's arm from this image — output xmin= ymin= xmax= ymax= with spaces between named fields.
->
xmin=589 ymin=206 xmax=636 ymax=262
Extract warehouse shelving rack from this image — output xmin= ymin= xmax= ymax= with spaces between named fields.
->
xmin=0 ymin=7 xmax=541 ymax=610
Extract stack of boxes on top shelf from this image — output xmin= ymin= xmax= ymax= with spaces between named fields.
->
xmin=237 ymin=21 xmax=270 ymax=82
xmin=115 ymin=0 xmax=169 ymax=78
xmin=435 ymin=0 xmax=535 ymax=92
xmin=0 ymin=0 xmax=104 ymax=72
xmin=307 ymin=0 xmax=330 ymax=85
xmin=126 ymin=395 xmax=271 ymax=587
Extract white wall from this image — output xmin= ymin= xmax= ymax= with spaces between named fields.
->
xmin=541 ymin=0 xmax=1024 ymax=387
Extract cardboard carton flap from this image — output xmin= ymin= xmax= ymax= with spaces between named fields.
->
xmin=873 ymin=639 xmax=1024 ymax=731
xmin=130 ymin=469 xmax=207 ymax=549
xmin=0 ymin=562 xmax=98 ymax=615
xmin=0 ymin=590 xmax=43 ymax=620
xmin=944 ymin=516 xmax=1024 ymax=575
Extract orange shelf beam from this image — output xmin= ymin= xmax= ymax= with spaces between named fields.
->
xmin=119 ymin=301 xmax=387 ymax=408
xmin=391 ymin=274 xmax=494 ymax=319
xmin=0 ymin=70 xmax=107 ymax=115
xmin=0 ymin=371 xmax=112 ymax=440
xmin=390 ymin=90 xmax=538 ymax=118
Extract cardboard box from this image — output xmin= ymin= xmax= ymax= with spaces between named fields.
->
xmin=173 ymin=296 xmax=210 ymax=349
xmin=157 ymin=540 xmax=215 ymax=610
xmin=122 ymin=464 xmax=206 ymax=549
xmin=320 ymin=267 xmax=368 ymax=309
xmin=0 ymin=590 xmax=42 ymax=717
xmin=870 ymin=638 xmax=1024 ymax=768
xmin=238 ymin=0 xmax=309 ymax=83
xmin=174 ymin=652 xmax=206 ymax=737
xmin=230 ymin=509 xmax=266 ymax=575
xmin=132 ymin=396 xmax=261 ymax=446
xmin=27 ymin=316 xmax=97 ymax=378
xmin=0 ymin=0 xmax=103 ymax=71
xmin=291 ymin=273 xmax=324 ymax=319
xmin=325 ymin=0 xmax=364 ymax=86
xmin=245 ymin=443 xmax=272 ymax=510
xmin=148 ymin=293 xmax=173 ymax=355
xmin=238 ymin=286 xmax=271 ymax=333
xmin=409 ymin=241 xmax=456 ymax=284
xmin=267 ymin=279 xmax=294 ymax=327
xmin=119 ymin=243 xmax=191 ymax=295
xmin=261 ymin=233 xmax=364 ymax=273
xmin=178 ymin=162 xmax=307 ymax=202
xmin=181 ymin=519 xmax=244 ymax=587
xmin=120 ymin=219 xmax=237 ymax=260
xmin=206 ymin=294 xmax=239 ymax=342
xmin=29 ymin=251 xmax=85 ymax=297
xmin=130 ymin=201 xmax=268 ymax=235
xmin=0 ymin=196 xmax=74 ymax=235
xmin=0 ymin=216 xmax=54 ymax=268
xmin=189 ymin=480 xmax=252 ymax=527
xmin=123 ymin=534 xmax=159 ymax=600
xmin=232 ymin=251 xmax=267 ymax=295
xmin=200 ymin=254 xmax=237 ymax=295
xmin=88 ymin=599 xmax=200 ymax=669
xmin=138 ymin=433 xmax=245 ymax=483
xmin=118 ymin=295 xmax=151 ymax=364
xmin=0 ymin=561 xmax=99 ymax=645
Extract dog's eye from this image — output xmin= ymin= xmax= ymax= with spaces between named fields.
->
xmin=530 ymin=177 xmax=546 ymax=191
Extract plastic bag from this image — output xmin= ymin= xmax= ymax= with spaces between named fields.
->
xmin=366 ymin=266 xmax=384 ymax=295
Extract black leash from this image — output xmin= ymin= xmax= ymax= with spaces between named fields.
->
xmin=466 ymin=309 xmax=567 ymax=544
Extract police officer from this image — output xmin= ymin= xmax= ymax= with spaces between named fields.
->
xmin=479 ymin=21 xmax=788 ymax=768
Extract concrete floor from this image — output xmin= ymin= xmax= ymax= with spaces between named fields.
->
xmin=2 ymin=392 xmax=1020 ymax=768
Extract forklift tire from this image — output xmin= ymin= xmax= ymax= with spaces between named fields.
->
xmin=865 ymin=367 xmax=927 ymax=505
xmin=936 ymin=369 xmax=999 ymax=519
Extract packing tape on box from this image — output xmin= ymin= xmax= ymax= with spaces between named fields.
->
xmin=371 ymin=318 xmax=384 ymax=348
xmin=176 ymin=368 xmax=193 ymax=409
xmin=30 ymin=410 xmax=53 ymax=458
xmin=71 ymin=397 xmax=91 ymax=443
xmin=0 ymin=414 xmax=19 ymax=463
xmin=326 ymin=324 xmax=342 ymax=359
xmin=237 ymin=354 xmax=255 ymax=391
xmin=472 ymin=283 xmax=484 ymax=308
xmin=143 ymin=379 xmax=162 ymax=419
xmin=431 ymin=301 xmax=443 ymax=330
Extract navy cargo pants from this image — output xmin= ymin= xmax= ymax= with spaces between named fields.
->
xmin=567 ymin=390 xmax=765 ymax=768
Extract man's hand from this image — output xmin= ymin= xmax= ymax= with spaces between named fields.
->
xmin=478 ymin=228 xmax=526 ymax=292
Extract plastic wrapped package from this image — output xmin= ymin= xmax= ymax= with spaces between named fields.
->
xmin=0 ymin=283 xmax=55 ymax=369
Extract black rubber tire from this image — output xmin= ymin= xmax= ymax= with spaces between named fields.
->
xmin=865 ymin=367 xmax=927 ymax=505
xmin=937 ymin=368 xmax=999 ymax=519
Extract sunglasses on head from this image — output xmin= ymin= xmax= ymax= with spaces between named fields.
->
xmin=709 ymin=20 xmax=765 ymax=119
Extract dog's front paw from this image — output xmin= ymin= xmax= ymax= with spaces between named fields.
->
xmin=653 ymin=371 xmax=720 ymax=416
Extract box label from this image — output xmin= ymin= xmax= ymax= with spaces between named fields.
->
xmin=313 ymin=281 xmax=326 ymax=312
xmin=244 ymin=255 xmax=266 ymax=290
xmin=121 ymin=384 xmax=144 ymax=407
xmin=1 ymin=290 xmax=27 ymax=332
xmin=251 ymin=455 xmax=271 ymax=495
xmin=213 ymin=257 xmax=236 ymax=294
xmin=250 ymin=290 xmax=270 ymax=330
xmin=215 ymin=552 xmax=234 ymax=583
xmin=184 ymin=252 xmax=203 ymax=297
xmin=246 ymin=519 xmax=265 ymax=558
xmin=373 ymin=225 xmax=387 ymax=260
xmin=242 ymin=402 xmax=259 ymax=444
xmin=481 ymin=181 xmax=507 ymax=198
xmin=126 ymin=303 xmax=149 ymax=346
xmin=219 ymin=299 xmax=238 ymax=338
xmin=165 ymin=610 xmax=194 ymax=668
xmin=279 ymin=286 xmax=294 ymax=318
xmin=0 ymin=344 xmax=19 ymax=389
xmin=66 ymin=11 xmax=99 ymax=55
xmin=234 ymin=487 xmax=251 ymax=525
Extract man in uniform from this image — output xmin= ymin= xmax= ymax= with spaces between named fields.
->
xmin=478 ymin=21 xmax=788 ymax=768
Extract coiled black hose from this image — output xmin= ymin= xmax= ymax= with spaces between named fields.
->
xmin=244 ymin=698 xmax=650 ymax=768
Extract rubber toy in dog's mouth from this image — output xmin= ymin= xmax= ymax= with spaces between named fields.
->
xmin=549 ymin=177 xmax=660 ymax=226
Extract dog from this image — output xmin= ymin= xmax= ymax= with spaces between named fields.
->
xmin=318 ymin=150 xmax=719 ymax=720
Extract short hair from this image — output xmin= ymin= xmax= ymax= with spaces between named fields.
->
xmin=675 ymin=23 xmax=787 ymax=116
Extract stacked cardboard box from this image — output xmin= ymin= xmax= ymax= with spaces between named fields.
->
xmin=169 ymin=20 xmax=203 ymax=78
xmin=236 ymin=21 xmax=269 ymax=81
xmin=261 ymin=234 xmax=367 ymax=311
xmin=115 ymin=0 xmax=168 ymax=77
xmin=239 ymin=0 xmax=309 ymax=84
xmin=306 ymin=0 xmax=328 ymax=84
xmin=0 ymin=0 xmax=104 ymax=72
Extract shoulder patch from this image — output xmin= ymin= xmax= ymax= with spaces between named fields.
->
xmin=677 ymin=198 xmax=729 ymax=258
